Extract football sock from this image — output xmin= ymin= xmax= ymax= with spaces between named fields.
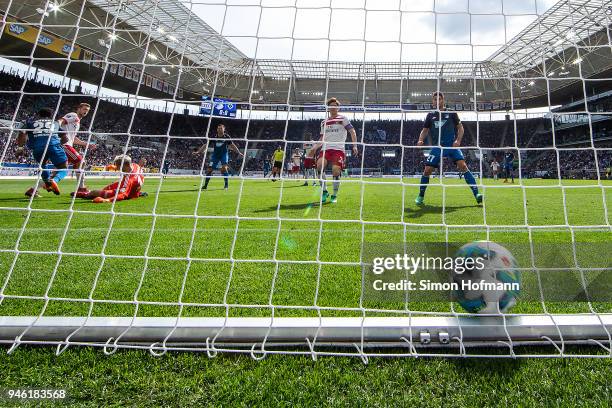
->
xmin=463 ymin=171 xmax=479 ymax=197
xmin=333 ymin=175 xmax=340 ymax=196
xmin=204 ymin=173 xmax=212 ymax=188
xmin=419 ymin=175 xmax=430 ymax=197
xmin=52 ymin=169 xmax=68 ymax=184
xmin=222 ymin=171 xmax=229 ymax=188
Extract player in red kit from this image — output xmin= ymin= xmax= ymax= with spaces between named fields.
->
xmin=73 ymin=155 xmax=144 ymax=203
xmin=57 ymin=103 xmax=96 ymax=192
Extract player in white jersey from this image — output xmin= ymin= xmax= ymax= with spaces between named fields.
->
xmin=302 ymin=138 xmax=317 ymax=186
xmin=290 ymin=148 xmax=302 ymax=179
xmin=490 ymin=159 xmax=501 ymax=180
xmin=308 ymin=97 xmax=358 ymax=203
xmin=57 ymin=103 xmax=96 ymax=192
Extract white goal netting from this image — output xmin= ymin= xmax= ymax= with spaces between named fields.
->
xmin=0 ymin=0 xmax=610 ymax=360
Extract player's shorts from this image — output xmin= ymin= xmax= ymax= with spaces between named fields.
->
xmin=291 ymin=164 xmax=300 ymax=173
xmin=317 ymin=149 xmax=346 ymax=169
xmin=303 ymin=157 xmax=316 ymax=169
xmin=504 ymin=164 xmax=514 ymax=170
xmin=209 ymin=152 xmax=229 ymax=169
xmin=424 ymin=147 xmax=464 ymax=168
xmin=63 ymin=144 xmax=83 ymax=166
xmin=101 ymin=182 xmax=141 ymax=200
xmin=32 ymin=144 xmax=68 ymax=167
xmin=273 ymin=161 xmax=283 ymax=169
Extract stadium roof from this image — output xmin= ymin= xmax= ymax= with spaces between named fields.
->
xmin=0 ymin=0 xmax=610 ymax=108
xmin=87 ymin=0 xmax=246 ymax=66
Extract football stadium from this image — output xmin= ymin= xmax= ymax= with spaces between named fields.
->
xmin=0 ymin=0 xmax=610 ymax=405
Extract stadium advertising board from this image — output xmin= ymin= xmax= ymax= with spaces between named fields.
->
xmin=4 ymin=22 xmax=80 ymax=59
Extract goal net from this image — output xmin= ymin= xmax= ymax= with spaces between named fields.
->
xmin=0 ymin=0 xmax=610 ymax=360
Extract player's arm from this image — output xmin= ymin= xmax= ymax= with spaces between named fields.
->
xmin=417 ymin=113 xmax=432 ymax=146
xmin=193 ymin=139 xmax=207 ymax=155
xmin=453 ymin=113 xmax=464 ymax=147
xmin=56 ymin=117 xmax=70 ymax=144
xmin=309 ymin=129 xmax=325 ymax=155
xmin=229 ymin=141 xmax=244 ymax=157
xmin=348 ymin=124 xmax=358 ymax=156
xmin=72 ymin=136 xmax=97 ymax=149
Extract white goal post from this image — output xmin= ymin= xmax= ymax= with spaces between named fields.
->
xmin=0 ymin=0 xmax=610 ymax=360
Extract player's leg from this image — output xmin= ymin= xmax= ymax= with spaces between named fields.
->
xmin=456 ymin=159 xmax=482 ymax=204
xmin=42 ymin=145 xmax=69 ymax=195
xmin=328 ymin=150 xmax=345 ymax=203
xmin=221 ymin=164 xmax=229 ymax=190
xmin=330 ymin=164 xmax=342 ymax=203
xmin=301 ymin=163 xmax=308 ymax=186
xmin=416 ymin=148 xmax=440 ymax=205
xmin=26 ymin=149 xmax=48 ymax=197
xmin=203 ymin=165 xmax=214 ymax=189
xmin=64 ymin=144 xmax=87 ymax=191
xmin=316 ymin=155 xmax=330 ymax=203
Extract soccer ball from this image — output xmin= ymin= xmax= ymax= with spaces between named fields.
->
xmin=453 ymin=241 xmax=520 ymax=314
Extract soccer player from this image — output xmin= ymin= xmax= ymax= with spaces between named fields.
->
xmin=291 ymin=148 xmax=302 ymax=180
xmin=73 ymin=155 xmax=144 ymax=202
xmin=503 ymin=150 xmax=515 ymax=183
xmin=491 ymin=159 xmax=501 ymax=180
xmin=262 ymin=155 xmax=272 ymax=178
xmin=57 ymin=103 xmax=96 ymax=193
xmin=193 ymin=123 xmax=243 ymax=190
xmin=309 ymin=97 xmax=358 ymax=203
xmin=302 ymin=138 xmax=317 ymax=186
xmin=161 ymin=160 xmax=170 ymax=178
xmin=270 ymin=146 xmax=284 ymax=182
xmin=415 ymin=92 xmax=482 ymax=205
xmin=17 ymin=108 xmax=68 ymax=197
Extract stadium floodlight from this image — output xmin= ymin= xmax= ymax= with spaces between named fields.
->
xmin=0 ymin=0 xmax=610 ymax=363
xmin=35 ymin=7 xmax=49 ymax=17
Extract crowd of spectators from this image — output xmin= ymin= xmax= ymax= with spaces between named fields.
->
xmin=1 ymin=71 xmax=610 ymax=178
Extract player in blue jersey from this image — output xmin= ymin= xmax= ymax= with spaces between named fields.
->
xmin=415 ymin=92 xmax=482 ymax=205
xmin=194 ymin=123 xmax=243 ymax=190
xmin=263 ymin=155 xmax=272 ymax=178
xmin=503 ymin=150 xmax=515 ymax=183
xmin=16 ymin=108 xmax=68 ymax=197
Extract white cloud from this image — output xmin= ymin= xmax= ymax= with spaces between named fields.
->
xmin=192 ymin=0 xmax=560 ymax=62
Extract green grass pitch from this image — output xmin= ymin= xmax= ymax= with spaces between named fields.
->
xmin=0 ymin=176 xmax=610 ymax=406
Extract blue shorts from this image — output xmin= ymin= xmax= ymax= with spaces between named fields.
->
xmin=209 ymin=152 xmax=229 ymax=169
xmin=425 ymin=147 xmax=464 ymax=168
xmin=504 ymin=164 xmax=513 ymax=170
xmin=32 ymin=144 xmax=67 ymax=167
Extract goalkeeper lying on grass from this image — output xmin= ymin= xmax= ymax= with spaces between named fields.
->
xmin=73 ymin=154 xmax=145 ymax=203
